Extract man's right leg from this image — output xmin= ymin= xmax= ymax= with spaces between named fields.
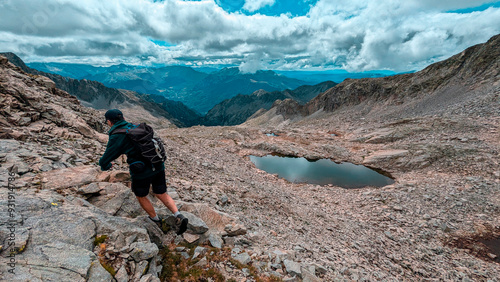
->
xmin=136 ymin=196 xmax=157 ymax=218
xmin=132 ymin=177 xmax=163 ymax=229
xmin=151 ymin=170 xmax=188 ymax=235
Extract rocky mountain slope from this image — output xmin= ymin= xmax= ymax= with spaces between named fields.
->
xmin=203 ymin=81 xmax=336 ymax=126
xmin=0 ymin=55 xmax=290 ymax=281
xmin=0 ymin=53 xmax=198 ymax=128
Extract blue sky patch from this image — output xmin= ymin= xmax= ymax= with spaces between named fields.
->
xmin=217 ymin=0 xmax=319 ymax=16
xmin=447 ymin=1 xmax=500 ymax=13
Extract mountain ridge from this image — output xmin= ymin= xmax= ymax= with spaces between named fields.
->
xmin=246 ymin=33 xmax=500 ymax=125
xmin=203 ymin=81 xmax=336 ymax=126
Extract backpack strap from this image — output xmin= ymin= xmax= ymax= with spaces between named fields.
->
xmin=110 ymin=124 xmax=138 ymax=135
xmin=110 ymin=128 xmax=127 ymax=135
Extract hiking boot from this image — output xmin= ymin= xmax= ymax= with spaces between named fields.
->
xmin=175 ymin=214 xmax=188 ymax=235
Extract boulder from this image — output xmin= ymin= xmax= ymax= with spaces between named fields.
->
xmin=27 ymin=211 xmax=97 ymax=250
xmin=0 ymin=264 xmax=86 ymax=282
xmin=24 ymin=242 xmax=96 ymax=277
xmin=179 ymin=202 xmax=240 ymax=233
xmin=181 ymin=211 xmax=209 ymax=234
xmin=129 ymin=242 xmax=159 ymax=262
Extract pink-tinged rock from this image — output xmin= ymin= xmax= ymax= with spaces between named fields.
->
xmin=98 ymin=170 xmax=131 ymax=183
xmin=180 ymin=202 xmax=241 ymax=233
xmin=183 ymin=233 xmax=200 ymax=244
xmin=40 ymin=165 xmax=101 ymax=190
xmin=363 ymin=150 xmax=409 ymax=165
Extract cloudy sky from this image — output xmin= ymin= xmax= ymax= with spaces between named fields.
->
xmin=1 ymin=0 xmax=499 ymax=72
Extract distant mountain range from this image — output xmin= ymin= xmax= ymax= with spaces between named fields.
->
xmin=28 ymin=62 xmax=309 ymax=114
xmin=27 ymin=62 xmax=400 ymax=115
xmin=4 ymin=53 xmax=341 ymax=127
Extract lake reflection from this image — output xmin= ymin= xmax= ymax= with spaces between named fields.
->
xmin=250 ymin=155 xmax=394 ymax=188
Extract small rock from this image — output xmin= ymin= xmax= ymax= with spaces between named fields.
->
xmin=233 ymin=252 xmax=251 ymax=265
xmin=313 ymin=263 xmax=327 ymax=276
xmin=139 ymin=274 xmax=161 ymax=282
xmin=225 ymin=224 xmax=247 ymax=236
xmin=77 ymin=183 xmax=102 ymax=194
xmin=393 ymin=205 xmax=403 ymax=211
xmin=208 ymin=233 xmax=223 ymax=249
xmin=132 ymin=261 xmax=149 ymax=281
xmin=183 ymin=233 xmax=200 ymax=244
xmin=115 ymin=265 xmax=129 ymax=282
xmin=224 ymin=236 xmax=236 ymax=246
xmin=87 ymin=260 xmax=114 ymax=282
xmin=284 ymin=259 xmax=302 ymax=278
xmin=193 ymin=246 xmax=207 ymax=259
xmin=194 ymin=257 xmax=208 ymax=267
xmin=384 ymin=231 xmax=394 ymax=240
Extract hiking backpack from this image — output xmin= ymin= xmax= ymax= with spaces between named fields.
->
xmin=111 ymin=123 xmax=167 ymax=165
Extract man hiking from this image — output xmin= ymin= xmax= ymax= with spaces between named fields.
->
xmin=99 ymin=109 xmax=188 ymax=235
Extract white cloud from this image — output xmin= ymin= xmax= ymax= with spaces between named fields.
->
xmin=0 ymin=0 xmax=499 ymax=72
xmin=243 ymin=0 xmax=276 ymax=12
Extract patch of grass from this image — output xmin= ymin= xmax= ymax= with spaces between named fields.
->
xmin=93 ymin=235 xmax=108 ymax=246
xmin=100 ymin=261 xmax=116 ymax=276
xmin=159 ymin=245 xmax=226 ymax=282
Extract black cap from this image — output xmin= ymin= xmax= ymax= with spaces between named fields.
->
xmin=104 ymin=109 xmax=124 ymax=123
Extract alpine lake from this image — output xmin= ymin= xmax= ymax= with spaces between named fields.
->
xmin=250 ymin=154 xmax=395 ymax=188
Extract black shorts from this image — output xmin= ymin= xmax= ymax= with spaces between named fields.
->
xmin=131 ymin=170 xmax=167 ymax=197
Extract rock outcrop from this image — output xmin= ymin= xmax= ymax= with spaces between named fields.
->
xmin=0 ymin=52 xmax=198 ymax=128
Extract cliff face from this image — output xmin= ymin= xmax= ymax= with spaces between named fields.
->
xmin=0 ymin=54 xmax=108 ymax=168
xmin=203 ymin=81 xmax=336 ymax=126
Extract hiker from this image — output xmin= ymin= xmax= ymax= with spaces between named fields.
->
xmin=98 ymin=109 xmax=188 ymax=235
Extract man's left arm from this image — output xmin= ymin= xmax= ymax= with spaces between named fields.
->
xmin=99 ymin=134 xmax=123 ymax=171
